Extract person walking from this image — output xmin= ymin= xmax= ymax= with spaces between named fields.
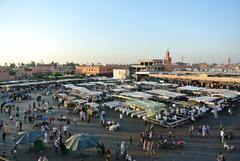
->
xmin=115 ymin=144 xmax=121 ymax=160
xmin=96 ymin=143 xmax=101 ymax=155
xmin=44 ymin=131 xmax=48 ymax=144
xmin=150 ymin=141 xmax=155 ymax=155
xmin=59 ymin=133 xmax=63 ymax=144
xmin=206 ymin=124 xmax=210 ymax=137
xmin=228 ymin=108 xmax=232 ymax=116
xmin=202 ymin=125 xmax=207 ymax=138
xmin=198 ymin=125 xmax=202 ymax=136
xmin=73 ymin=118 xmax=77 ymax=124
xmin=4 ymin=123 xmax=9 ymax=134
xmin=217 ymin=152 xmax=225 ymax=161
xmin=10 ymin=115 xmax=13 ymax=122
xmin=120 ymin=141 xmax=126 ymax=156
xmin=119 ymin=113 xmax=123 ymax=121
xmin=143 ymin=116 xmax=147 ymax=126
xmin=128 ymin=134 xmax=133 ymax=147
xmin=53 ymin=127 xmax=57 ymax=138
xmin=105 ymin=149 xmax=111 ymax=161
xmin=146 ymin=140 xmax=151 ymax=155
xmin=213 ymin=110 xmax=218 ymax=119
xmin=16 ymin=106 xmax=19 ymax=114
xmin=63 ymin=125 xmax=68 ymax=136
xmin=8 ymin=107 xmax=11 ymax=116
xmin=66 ymin=119 xmax=70 ymax=125
xmin=220 ymin=129 xmax=225 ymax=144
xmin=2 ymin=131 xmax=6 ymax=143
xmin=19 ymin=120 xmax=23 ymax=132
xmin=189 ymin=125 xmax=195 ymax=137
xmin=101 ymin=143 xmax=105 ymax=156
xmin=54 ymin=139 xmax=59 ymax=153
xmin=0 ymin=105 xmax=3 ymax=114
xmin=15 ymin=120 xmax=20 ymax=129
xmin=38 ymin=156 xmax=43 ymax=161
xmin=11 ymin=144 xmax=18 ymax=161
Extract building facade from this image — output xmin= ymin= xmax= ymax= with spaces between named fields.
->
xmin=0 ymin=66 xmax=15 ymax=81
xmin=131 ymin=59 xmax=164 ymax=73
xmin=113 ymin=69 xmax=130 ymax=80
xmin=55 ymin=65 xmax=75 ymax=74
xmin=75 ymin=64 xmax=125 ymax=76
xmin=131 ymin=50 xmax=172 ymax=74
xmin=32 ymin=65 xmax=55 ymax=74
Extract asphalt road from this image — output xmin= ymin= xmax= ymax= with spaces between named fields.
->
xmin=0 ymin=91 xmax=240 ymax=161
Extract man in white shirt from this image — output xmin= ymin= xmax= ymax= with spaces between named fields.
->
xmin=44 ymin=131 xmax=48 ymax=144
xmin=63 ymin=125 xmax=68 ymax=136
xmin=220 ymin=129 xmax=225 ymax=143
xmin=120 ymin=113 xmax=123 ymax=120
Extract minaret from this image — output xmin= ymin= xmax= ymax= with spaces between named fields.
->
xmin=227 ymin=57 xmax=231 ymax=65
xmin=163 ymin=50 xmax=172 ymax=71
xmin=163 ymin=49 xmax=172 ymax=65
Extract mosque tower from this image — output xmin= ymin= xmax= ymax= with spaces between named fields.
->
xmin=163 ymin=50 xmax=172 ymax=71
xmin=227 ymin=56 xmax=231 ymax=65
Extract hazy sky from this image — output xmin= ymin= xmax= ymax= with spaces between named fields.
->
xmin=0 ymin=0 xmax=239 ymax=65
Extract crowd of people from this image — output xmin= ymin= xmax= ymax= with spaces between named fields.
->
xmin=0 ymin=84 xmax=239 ymax=161
xmin=189 ymin=124 xmax=210 ymax=138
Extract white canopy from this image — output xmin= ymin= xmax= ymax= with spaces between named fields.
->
xmin=111 ymin=88 xmax=128 ymax=93
xmin=72 ymin=99 xmax=87 ymax=104
xmin=177 ymin=86 xmax=206 ymax=92
xmin=146 ymin=89 xmax=186 ymax=99
xmin=120 ymin=91 xmax=153 ymax=99
xmin=201 ymin=89 xmax=240 ymax=99
xmin=63 ymin=84 xmax=102 ymax=96
xmin=86 ymin=102 xmax=99 ymax=108
xmin=189 ymin=96 xmax=219 ymax=104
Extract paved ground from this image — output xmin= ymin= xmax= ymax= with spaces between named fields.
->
xmin=0 ymin=91 xmax=240 ymax=161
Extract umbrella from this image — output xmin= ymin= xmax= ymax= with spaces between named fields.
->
xmin=13 ymin=130 xmax=44 ymax=145
xmin=4 ymin=103 xmax=15 ymax=108
xmin=65 ymin=133 xmax=99 ymax=151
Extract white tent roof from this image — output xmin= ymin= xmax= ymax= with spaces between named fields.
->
xmin=86 ymin=102 xmax=99 ymax=107
xmin=77 ymin=83 xmax=94 ymax=87
xmin=177 ymin=86 xmax=206 ymax=91
xmin=120 ymin=91 xmax=152 ymax=99
xmin=63 ymin=84 xmax=102 ymax=96
xmin=137 ymin=81 xmax=160 ymax=86
xmin=146 ymin=89 xmax=186 ymax=99
xmin=201 ymin=89 xmax=240 ymax=98
xmin=189 ymin=96 xmax=219 ymax=103
xmin=57 ymin=93 xmax=67 ymax=97
xmin=103 ymin=101 xmax=122 ymax=107
xmin=72 ymin=99 xmax=87 ymax=104
xmin=119 ymin=85 xmax=137 ymax=90
xmin=111 ymin=88 xmax=128 ymax=93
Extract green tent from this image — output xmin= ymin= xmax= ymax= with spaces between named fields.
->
xmin=125 ymin=99 xmax=167 ymax=118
